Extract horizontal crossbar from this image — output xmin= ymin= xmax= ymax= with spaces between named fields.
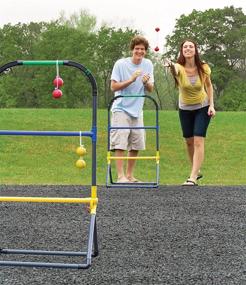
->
xmin=108 ymin=156 xmax=159 ymax=160
xmin=0 ymin=197 xmax=98 ymax=204
xmin=107 ymin=183 xmax=159 ymax=188
xmin=22 ymin=60 xmax=64 ymax=65
xmin=0 ymin=260 xmax=89 ymax=269
xmin=0 ymin=130 xmax=93 ymax=137
xmin=109 ymin=126 xmax=158 ymax=130
xmin=0 ymin=248 xmax=87 ymax=256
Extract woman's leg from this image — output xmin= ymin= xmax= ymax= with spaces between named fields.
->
xmin=188 ymin=106 xmax=211 ymax=181
xmin=189 ymin=136 xmax=205 ymax=181
xmin=185 ymin=137 xmax=194 ymax=164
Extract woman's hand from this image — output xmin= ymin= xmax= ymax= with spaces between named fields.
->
xmin=162 ymin=58 xmax=173 ymax=67
xmin=208 ymin=106 xmax=216 ymax=117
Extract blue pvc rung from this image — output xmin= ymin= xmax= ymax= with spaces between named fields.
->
xmin=0 ymin=130 xmax=93 ymax=137
xmin=0 ymin=249 xmax=87 ymax=256
xmin=0 ymin=260 xmax=89 ymax=269
xmin=106 ymin=184 xmax=159 ymax=188
xmin=109 ymin=126 xmax=157 ymax=130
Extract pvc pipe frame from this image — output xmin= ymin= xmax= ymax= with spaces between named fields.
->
xmin=106 ymin=95 xmax=160 ymax=188
xmin=0 ymin=197 xmax=98 ymax=204
xmin=0 ymin=60 xmax=99 ymax=269
xmin=0 ymin=214 xmax=98 ymax=269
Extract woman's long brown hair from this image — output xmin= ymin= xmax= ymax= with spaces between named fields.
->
xmin=173 ymin=39 xmax=206 ymax=87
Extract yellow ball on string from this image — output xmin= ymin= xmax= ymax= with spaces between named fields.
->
xmin=76 ymin=145 xmax=87 ymax=156
xmin=75 ymin=159 xmax=86 ymax=169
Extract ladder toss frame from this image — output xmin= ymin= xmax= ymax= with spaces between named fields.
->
xmin=106 ymin=95 xmax=160 ymax=188
xmin=0 ymin=60 xmax=98 ymax=269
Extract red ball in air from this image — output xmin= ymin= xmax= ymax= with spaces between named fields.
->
xmin=52 ymin=88 xmax=63 ymax=99
xmin=53 ymin=76 xmax=64 ymax=88
xmin=154 ymin=46 xmax=160 ymax=52
xmin=155 ymin=27 xmax=160 ymax=32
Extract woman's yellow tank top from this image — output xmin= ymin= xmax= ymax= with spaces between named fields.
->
xmin=175 ymin=63 xmax=211 ymax=105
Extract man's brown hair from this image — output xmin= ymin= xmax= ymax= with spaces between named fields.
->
xmin=130 ymin=35 xmax=149 ymax=51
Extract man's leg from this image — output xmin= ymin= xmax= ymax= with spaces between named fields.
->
xmin=115 ymin=149 xmax=129 ymax=182
xmin=126 ymin=150 xmax=138 ymax=181
xmin=110 ymin=112 xmax=130 ymax=183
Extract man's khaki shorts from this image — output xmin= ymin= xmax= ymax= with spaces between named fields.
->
xmin=110 ymin=111 xmax=146 ymax=151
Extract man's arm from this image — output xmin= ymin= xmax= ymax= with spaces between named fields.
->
xmin=111 ymin=70 xmax=142 ymax=92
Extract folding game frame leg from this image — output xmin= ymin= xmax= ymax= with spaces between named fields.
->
xmin=0 ymin=214 xmax=98 ymax=269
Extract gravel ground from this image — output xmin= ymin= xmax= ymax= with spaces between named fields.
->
xmin=0 ymin=185 xmax=245 ymax=285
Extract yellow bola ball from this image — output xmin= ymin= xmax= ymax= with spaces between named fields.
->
xmin=76 ymin=146 xmax=87 ymax=156
xmin=75 ymin=159 xmax=86 ymax=169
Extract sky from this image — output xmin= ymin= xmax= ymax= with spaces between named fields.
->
xmin=0 ymin=0 xmax=245 ymax=52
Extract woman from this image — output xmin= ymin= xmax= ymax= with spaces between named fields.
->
xmin=165 ymin=39 xmax=216 ymax=186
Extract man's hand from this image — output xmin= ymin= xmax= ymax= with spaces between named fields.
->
xmin=131 ymin=69 xmax=142 ymax=82
xmin=142 ymin=74 xmax=150 ymax=85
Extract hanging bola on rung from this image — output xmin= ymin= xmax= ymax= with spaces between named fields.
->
xmin=52 ymin=59 xmax=64 ymax=99
xmin=154 ymin=27 xmax=160 ymax=52
xmin=75 ymin=131 xmax=87 ymax=169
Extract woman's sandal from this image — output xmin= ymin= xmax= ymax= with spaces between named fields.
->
xmin=186 ymin=173 xmax=203 ymax=180
xmin=182 ymin=179 xmax=198 ymax=186
xmin=197 ymin=173 xmax=203 ymax=180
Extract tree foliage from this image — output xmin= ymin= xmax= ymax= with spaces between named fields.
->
xmin=0 ymin=7 xmax=245 ymax=111
xmin=0 ymin=12 xmax=137 ymax=108
xmin=216 ymin=79 xmax=246 ymax=111
xmin=94 ymin=25 xmax=137 ymax=106
xmin=164 ymin=6 xmax=246 ymax=110
xmin=58 ymin=9 xmax=97 ymax=33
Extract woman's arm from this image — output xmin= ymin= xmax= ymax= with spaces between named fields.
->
xmin=205 ymin=76 xmax=216 ymax=117
xmin=163 ymin=59 xmax=179 ymax=76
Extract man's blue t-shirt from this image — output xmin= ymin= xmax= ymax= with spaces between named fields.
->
xmin=111 ymin=57 xmax=154 ymax=118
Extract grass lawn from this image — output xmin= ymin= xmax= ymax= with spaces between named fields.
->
xmin=0 ymin=109 xmax=245 ymax=185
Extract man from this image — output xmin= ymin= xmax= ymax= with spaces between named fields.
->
xmin=110 ymin=35 xmax=154 ymax=183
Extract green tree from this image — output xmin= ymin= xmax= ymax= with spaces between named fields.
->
xmin=58 ymin=9 xmax=97 ymax=33
xmin=164 ymin=6 xmax=246 ymax=107
xmin=31 ymin=22 xmax=97 ymax=108
xmin=0 ymin=22 xmax=50 ymax=107
xmin=154 ymin=53 xmax=179 ymax=110
xmin=0 ymin=15 xmax=166 ymax=110
xmin=93 ymin=26 xmax=137 ymax=107
xmin=217 ymin=78 xmax=246 ymax=111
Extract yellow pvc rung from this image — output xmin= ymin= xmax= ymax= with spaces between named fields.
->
xmin=109 ymin=156 xmax=157 ymax=160
xmin=0 ymin=196 xmax=98 ymax=204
